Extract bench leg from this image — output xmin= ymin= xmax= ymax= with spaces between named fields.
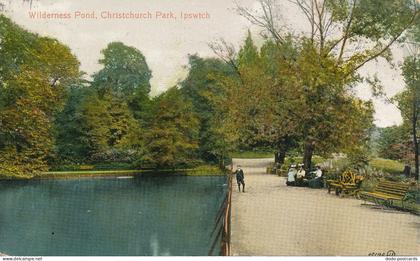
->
xmin=354 ymin=190 xmax=360 ymax=200
xmin=335 ymin=188 xmax=340 ymax=196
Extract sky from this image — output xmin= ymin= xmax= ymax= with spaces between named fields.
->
xmin=1 ymin=0 xmax=410 ymax=127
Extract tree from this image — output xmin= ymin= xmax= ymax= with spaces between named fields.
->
xmin=78 ymin=92 xmax=140 ymax=163
xmin=372 ymin=23 xmax=420 ymax=180
xmin=211 ymin=30 xmax=374 ymax=169
xmin=210 ymin=32 xmax=280 ymax=153
xmin=0 ymin=15 xmax=80 ymax=178
xmin=377 ymin=125 xmax=413 ymax=162
xmin=144 ymin=88 xmax=200 ymax=168
xmin=92 ymin=42 xmax=152 ymax=120
xmin=180 ymin=54 xmax=237 ymax=165
xmin=233 ymin=0 xmax=419 ymax=169
xmin=52 ymin=41 xmax=153 ymax=166
xmin=0 ymin=69 xmax=57 ymax=177
xmin=394 ymin=53 xmax=420 ymax=180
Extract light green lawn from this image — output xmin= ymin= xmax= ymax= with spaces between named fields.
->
xmin=231 ymin=151 xmax=274 ymax=159
xmin=370 ymin=158 xmax=405 ymax=175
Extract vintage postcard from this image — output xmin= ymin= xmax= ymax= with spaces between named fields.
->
xmin=0 ymin=0 xmax=419 ymax=258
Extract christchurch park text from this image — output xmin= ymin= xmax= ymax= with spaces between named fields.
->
xmin=28 ymin=10 xmax=210 ymax=21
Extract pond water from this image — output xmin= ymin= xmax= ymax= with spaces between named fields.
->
xmin=0 ymin=175 xmax=227 ymax=256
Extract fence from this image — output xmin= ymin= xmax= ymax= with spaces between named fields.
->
xmin=209 ymin=168 xmax=233 ymax=256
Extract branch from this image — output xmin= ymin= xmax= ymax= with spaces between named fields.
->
xmin=324 ymin=34 xmax=346 ymax=55
xmin=338 ymin=0 xmax=357 ymax=61
xmin=236 ymin=0 xmax=285 ymax=44
xmin=314 ymin=0 xmax=325 ymax=50
xmin=344 ymin=8 xmax=420 ymax=78
xmin=290 ymin=0 xmax=318 ymax=41
xmin=208 ymin=39 xmax=243 ymax=83
xmin=385 ymin=94 xmax=403 ymax=112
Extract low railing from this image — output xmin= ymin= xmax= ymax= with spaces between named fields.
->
xmin=209 ymin=168 xmax=233 ymax=256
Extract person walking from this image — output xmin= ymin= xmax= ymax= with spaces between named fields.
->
xmin=235 ymin=165 xmax=245 ymax=192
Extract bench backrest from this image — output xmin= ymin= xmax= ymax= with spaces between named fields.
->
xmin=340 ymin=170 xmax=356 ymax=184
xmin=375 ymin=180 xmax=410 ymax=199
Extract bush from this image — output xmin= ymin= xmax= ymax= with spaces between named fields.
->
xmin=50 ymin=162 xmax=135 ymax=171
xmin=89 ymin=149 xmax=138 ymax=163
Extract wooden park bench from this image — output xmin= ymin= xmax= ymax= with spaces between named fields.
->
xmin=359 ymin=180 xmax=410 ymax=208
xmin=326 ymin=170 xmax=363 ymax=197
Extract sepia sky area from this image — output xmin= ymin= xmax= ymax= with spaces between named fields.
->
xmin=3 ymin=0 xmax=410 ymax=127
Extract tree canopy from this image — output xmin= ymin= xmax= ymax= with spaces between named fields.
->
xmin=1 ymin=0 xmax=419 ymax=178
xmin=0 ymin=15 xmax=80 ymax=178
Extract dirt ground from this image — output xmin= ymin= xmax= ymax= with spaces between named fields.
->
xmin=230 ymin=158 xmax=420 ymax=256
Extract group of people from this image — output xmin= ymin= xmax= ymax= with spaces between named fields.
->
xmin=232 ymin=162 xmax=324 ymax=193
xmin=286 ymin=164 xmax=323 ymax=188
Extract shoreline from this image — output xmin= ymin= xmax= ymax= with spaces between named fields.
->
xmin=0 ymin=166 xmax=229 ymax=181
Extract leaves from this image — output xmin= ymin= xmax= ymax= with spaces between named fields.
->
xmin=92 ymin=42 xmax=152 ymax=99
xmin=0 ymin=15 xmax=80 ymax=178
xmin=144 ymin=88 xmax=200 ymax=168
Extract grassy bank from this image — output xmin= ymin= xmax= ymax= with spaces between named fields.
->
xmin=0 ymin=165 xmax=227 ymax=180
xmin=231 ymin=151 xmax=274 ymax=159
xmin=370 ymin=158 xmax=405 ymax=175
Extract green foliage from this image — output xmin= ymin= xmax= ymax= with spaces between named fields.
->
xmin=180 ymin=54 xmax=237 ymax=164
xmin=376 ymin=125 xmax=413 ymax=162
xmin=50 ymin=162 xmax=134 ymax=172
xmin=238 ymin=30 xmax=261 ymax=70
xmin=2 ymin=1 xmax=419 ymax=178
xmin=392 ymin=51 xmax=420 ymax=179
xmin=51 ymin=42 xmax=153 ymax=167
xmin=142 ymin=87 xmax=200 ymax=168
xmin=231 ymin=151 xmax=274 ymax=159
xmin=395 ymin=55 xmax=420 ymax=124
xmin=52 ymin=85 xmax=141 ymax=165
xmin=92 ymin=42 xmax=152 ymax=122
xmin=52 ymin=84 xmax=94 ymax=164
xmin=212 ymin=30 xmax=375 ymax=168
xmin=0 ymin=15 xmax=80 ymax=178
xmin=347 ymin=145 xmax=371 ymax=168
xmin=92 ymin=42 xmax=152 ymax=96
xmin=81 ymin=93 xmax=138 ymax=151
xmin=370 ymin=158 xmax=405 ymax=175
xmin=327 ymin=0 xmax=418 ymax=41
xmin=322 ymin=156 xmax=408 ymax=193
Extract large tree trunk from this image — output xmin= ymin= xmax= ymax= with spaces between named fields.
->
xmin=303 ymin=141 xmax=315 ymax=170
xmin=412 ymin=99 xmax=419 ymax=181
xmin=274 ymin=150 xmax=286 ymax=168
xmin=414 ymin=144 xmax=419 ymax=181
xmin=277 ymin=149 xmax=286 ymax=165
xmin=219 ymin=157 xmax=225 ymax=170
xmin=274 ymin=142 xmax=287 ymax=166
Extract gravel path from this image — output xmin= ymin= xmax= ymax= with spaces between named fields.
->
xmin=230 ymin=158 xmax=420 ymax=256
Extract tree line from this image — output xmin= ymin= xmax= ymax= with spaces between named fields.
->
xmin=1 ymin=0 xmax=419 ymax=179
xmin=210 ymin=0 xmax=419 ymax=176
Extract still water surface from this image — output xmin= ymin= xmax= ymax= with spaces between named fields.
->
xmin=0 ymin=175 xmax=226 ymax=255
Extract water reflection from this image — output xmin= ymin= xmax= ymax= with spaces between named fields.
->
xmin=0 ymin=175 xmax=226 ymax=255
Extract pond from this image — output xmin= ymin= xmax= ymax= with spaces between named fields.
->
xmin=0 ymin=175 xmax=227 ymax=256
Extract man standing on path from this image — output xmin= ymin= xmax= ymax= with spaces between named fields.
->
xmin=235 ymin=165 xmax=245 ymax=192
